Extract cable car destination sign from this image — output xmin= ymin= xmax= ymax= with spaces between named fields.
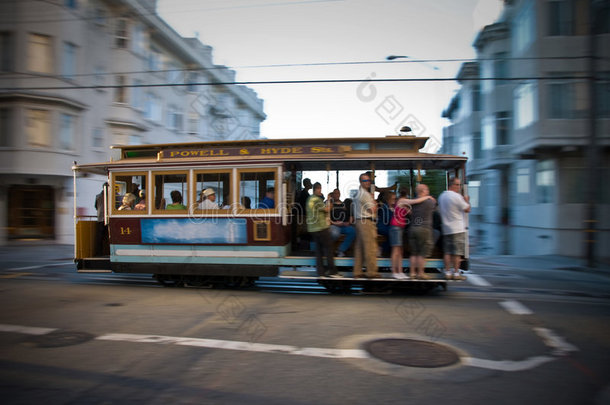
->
xmin=160 ymin=145 xmax=346 ymax=159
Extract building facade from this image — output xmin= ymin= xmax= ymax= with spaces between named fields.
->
xmin=0 ymin=0 xmax=266 ymax=244
xmin=442 ymin=0 xmax=609 ymax=260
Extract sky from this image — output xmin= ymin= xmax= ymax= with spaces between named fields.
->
xmin=157 ymin=0 xmax=504 ymax=150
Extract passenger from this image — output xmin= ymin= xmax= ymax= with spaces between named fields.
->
xmin=258 ymin=187 xmax=275 ymax=208
xmin=166 ymin=190 xmax=187 ymax=210
xmin=134 ymin=190 xmax=146 ymax=210
xmin=241 ymin=196 xmax=252 ymax=209
xmin=352 ymin=172 xmax=379 ymax=278
xmin=376 ymin=191 xmax=395 ymax=256
xmin=438 ymin=177 xmax=470 ymax=280
xmin=118 ymin=193 xmax=136 ymax=210
xmin=198 ymin=188 xmax=218 ymax=209
xmin=406 ymin=184 xmax=437 ymax=280
xmin=307 ymin=182 xmax=340 ymax=277
xmin=328 ymin=189 xmax=355 ymax=257
xmin=295 ymin=178 xmax=313 ymax=250
xmin=94 ymin=182 xmax=109 ymax=256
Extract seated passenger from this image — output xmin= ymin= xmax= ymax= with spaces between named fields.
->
xmin=258 ymin=187 xmax=275 ymax=209
xmin=118 ymin=193 xmax=136 ymax=210
xmin=166 ymin=190 xmax=187 ymax=210
xmin=134 ymin=190 xmax=146 ymax=210
xmin=241 ymin=196 xmax=251 ymax=209
xmin=199 ymin=188 xmax=219 ymax=209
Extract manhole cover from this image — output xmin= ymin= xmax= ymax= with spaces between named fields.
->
xmin=364 ymin=338 xmax=460 ymax=368
xmin=24 ymin=331 xmax=95 ymax=348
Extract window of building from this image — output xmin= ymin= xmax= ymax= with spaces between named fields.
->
xmin=167 ymin=105 xmax=183 ymax=131
xmin=132 ymin=79 xmax=144 ymax=110
xmin=494 ymin=52 xmax=508 ymax=85
xmin=517 ymin=167 xmax=530 ymax=193
xmin=195 ymin=171 xmax=231 ymax=211
xmin=472 ymin=83 xmax=481 ymax=111
xmin=131 ymin=23 xmax=146 ymax=55
xmin=114 ymin=75 xmax=127 ymax=103
xmin=115 ymin=18 xmax=129 ymax=48
xmin=536 ymin=160 xmax=555 ymax=203
xmin=512 ymin=1 xmax=535 ymax=55
xmin=0 ymin=32 xmax=13 ymax=71
xmin=59 ymin=113 xmax=76 ymax=150
xmin=92 ymin=127 xmax=103 ymax=149
xmin=62 ymin=42 xmax=76 ymax=79
xmin=549 ymin=0 xmax=574 ymax=36
xmin=112 ymin=173 xmax=147 ymax=213
xmin=25 ymin=109 xmax=51 ymax=147
xmin=472 ymin=131 xmax=482 ymax=159
xmin=166 ymin=61 xmax=182 ymax=85
xmin=561 ymin=158 xmax=586 ymax=203
xmin=188 ymin=112 xmax=201 ymax=135
xmin=238 ymin=169 xmax=277 ymax=211
xmin=153 ymin=172 xmax=188 ymax=212
xmin=482 ymin=115 xmax=494 ymax=150
xmin=148 ymin=46 xmax=161 ymax=72
xmin=495 ymin=111 xmax=511 ymax=145
xmin=144 ymin=92 xmax=162 ymax=121
xmin=548 ymin=74 xmax=587 ymax=119
xmin=0 ymin=108 xmax=11 ymax=147
xmin=27 ymin=33 xmax=53 ymax=74
xmin=514 ymin=81 xmax=538 ymax=128
xmin=481 ymin=59 xmax=493 ymax=94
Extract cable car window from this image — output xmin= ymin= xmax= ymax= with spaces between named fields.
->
xmin=238 ymin=169 xmax=277 ymax=211
xmin=153 ymin=172 xmax=188 ymax=212
xmin=111 ymin=172 xmax=146 ymax=214
xmin=194 ymin=170 xmax=231 ymax=211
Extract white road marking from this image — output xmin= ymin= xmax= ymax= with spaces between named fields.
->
xmin=96 ymin=333 xmax=368 ymax=359
xmin=7 ymin=262 xmax=74 ymax=272
xmin=533 ymin=327 xmax=579 ymax=355
xmin=466 ymin=273 xmax=492 ymax=286
xmin=0 ymin=323 xmax=573 ymax=372
xmin=499 ymin=300 xmax=533 ymax=315
xmin=0 ymin=324 xmax=57 ymax=335
xmin=462 ymin=355 xmax=555 ymax=371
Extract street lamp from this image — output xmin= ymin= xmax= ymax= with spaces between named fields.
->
xmin=386 ymin=55 xmax=439 ymax=71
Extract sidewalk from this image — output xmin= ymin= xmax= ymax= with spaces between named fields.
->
xmin=471 ymin=254 xmax=610 ymax=275
xmin=0 ymin=242 xmax=74 ymax=271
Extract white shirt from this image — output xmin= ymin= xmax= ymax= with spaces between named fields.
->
xmin=354 ymin=186 xmax=376 ymax=220
xmin=199 ymin=199 xmax=219 ymax=210
xmin=438 ymin=190 xmax=469 ymax=235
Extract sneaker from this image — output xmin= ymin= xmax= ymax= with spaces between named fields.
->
xmin=392 ymin=273 xmax=402 ymax=279
xmin=445 ymin=272 xmax=453 ymax=280
xmin=398 ymin=273 xmax=409 ymax=280
xmin=337 ymin=251 xmax=346 ymax=257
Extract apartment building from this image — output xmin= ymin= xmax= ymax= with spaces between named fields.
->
xmin=442 ymin=0 xmax=609 ymax=260
xmin=0 ymin=0 xmax=266 ymax=244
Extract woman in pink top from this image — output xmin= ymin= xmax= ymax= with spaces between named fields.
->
xmin=389 ymin=188 xmax=435 ymax=279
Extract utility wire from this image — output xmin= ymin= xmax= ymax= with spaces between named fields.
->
xmin=0 ymin=55 xmax=604 ymax=81
xmin=0 ymin=75 xmax=599 ymax=92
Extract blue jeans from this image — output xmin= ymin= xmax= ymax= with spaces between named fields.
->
xmin=330 ymin=224 xmax=356 ymax=253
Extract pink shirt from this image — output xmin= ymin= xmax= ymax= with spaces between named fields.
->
xmin=390 ymin=204 xmax=409 ymax=228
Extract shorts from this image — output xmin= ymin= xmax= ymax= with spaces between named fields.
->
xmin=443 ymin=232 xmax=466 ymax=256
xmin=389 ymin=226 xmax=403 ymax=247
xmin=408 ymin=226 xmax=432 ymax=257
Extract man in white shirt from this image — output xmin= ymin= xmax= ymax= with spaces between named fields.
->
xmin=199 ymin=188 xmax=219 ymax=210
xmin=352 ymin=172 xmax=379 ymax=278
xmin=438 ymin=177 xmax=470 ymax=280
